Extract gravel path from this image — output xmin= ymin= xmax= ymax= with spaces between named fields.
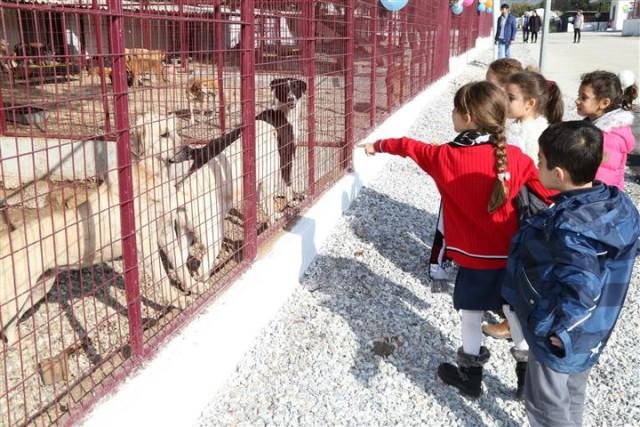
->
xmin=196 ymin=43 xmax=640 ymax=426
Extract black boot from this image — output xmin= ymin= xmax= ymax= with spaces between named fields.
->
xmin=510 ymin=347 xmax=528 ymax=400
xmin=516 ymin=361 xmax=527 ymax=400
xmin=437 ymin=346 xmax=490 ymax=398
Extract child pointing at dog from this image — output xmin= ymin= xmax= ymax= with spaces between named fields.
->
xmin=361 ymin=81 xmax=553 ymax=398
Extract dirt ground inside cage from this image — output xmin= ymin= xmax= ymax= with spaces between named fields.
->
xmin=1 ymin=61 xmax=355 ymax=146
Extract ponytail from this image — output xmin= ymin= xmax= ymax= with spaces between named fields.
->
xmin=581 ymin=70 xmax=637 ymax=112
xmin=488 ymin=127 xmax=509 ymax=213
xmin=507 ymin=71 xmax=565 ymax=124
xmin=622 ymin=84 xmax=638 ymax=111
xmin=545 ymin=81 xmax=564 ymax=124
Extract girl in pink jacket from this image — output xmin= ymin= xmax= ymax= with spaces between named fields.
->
xmin=576 ymin=70 xmax=638 ymax=189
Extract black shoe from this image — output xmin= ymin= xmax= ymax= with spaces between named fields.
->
xmin=438 ymin=363 xmax=484 ymax=398
xmin=516 ymin=361 xmax=527 ymax=400
xmin=436 ymin=346 xmax=490 ymax=398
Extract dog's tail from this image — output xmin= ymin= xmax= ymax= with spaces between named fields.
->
xmin=172 ymin=127 xmax=243 ymax=174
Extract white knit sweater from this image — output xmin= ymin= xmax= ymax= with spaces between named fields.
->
xmin=506 ymin=116 xmax=549 ymax=163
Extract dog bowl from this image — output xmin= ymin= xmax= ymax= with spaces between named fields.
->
xmin=4 ymin=104 xmax=48 ymax=131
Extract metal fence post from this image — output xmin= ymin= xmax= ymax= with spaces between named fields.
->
xmin=214 ymin=0 xmax=226 ymax=134
xmin=370 ymin=0 xmax=378 ymax=127
xmin=303 ymin=0 xmax=316 ymax=197
xmin=241 ymin=0 xmax=257 ymax=262
xmin=343 ymin=0 xmax=355 ymax=169
xmin=107 ymin=0 xmax=143 ymax=358
xmin=178 ymin=0 xmax=187 ymax=71
xmin=539 ymin=0 xmax=552 ymax=72
xmin=92 ymin=0 xmax=111 ymax=134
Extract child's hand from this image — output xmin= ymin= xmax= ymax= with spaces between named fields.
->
xmin=549 ymin=334 xmax=564 ymax=349
xmin=359 ymin=142 xmax=376 ymax=156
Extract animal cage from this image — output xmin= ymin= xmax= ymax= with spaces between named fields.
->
xmin=0 ymin=0 xmax=491 ymax=424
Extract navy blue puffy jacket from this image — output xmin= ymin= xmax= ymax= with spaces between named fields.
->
xmin=502 ymin=183 xmax=640 ymax=373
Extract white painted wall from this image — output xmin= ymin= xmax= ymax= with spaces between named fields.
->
xmin=0 ymin=136 xmax=115 ymax=188
xmin=79 ymin=36 xmax=492 ymax=427
xmin=611 ymin=0 xmax=634 ymax=31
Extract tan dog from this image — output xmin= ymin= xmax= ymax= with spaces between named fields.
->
xmin=186 ymin=77 xmax=218 ymax=126
xmin=0 ymin=113 xmax=192 ymax=346
xmin=87 ymin=65 xmax=112 ymax=79
xmin=125 ymin=48 xmax=167 ymax=87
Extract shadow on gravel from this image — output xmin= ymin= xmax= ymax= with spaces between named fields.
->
xmin=347 ymin=188 xmax=438 ymax=282
xmin=303 ymin=188 xmax=522 ymax=426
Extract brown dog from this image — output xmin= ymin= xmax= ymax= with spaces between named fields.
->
xmin=186 ymin=77 xmax=219 ymax=125
xmin=125 ymin=48 xmax=167 ymax=87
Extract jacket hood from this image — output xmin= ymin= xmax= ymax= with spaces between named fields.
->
xmin=543 ymin=183 xmax=640 ymax=253
xmin=592 ymin=108 xmax=635 ymax=132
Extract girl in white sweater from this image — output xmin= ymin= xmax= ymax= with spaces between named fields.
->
xmin=504 ymin=71 xmax=564 ymax=162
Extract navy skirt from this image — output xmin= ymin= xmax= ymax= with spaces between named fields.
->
xmin=453 ymin=266 xmax=506 ymax=311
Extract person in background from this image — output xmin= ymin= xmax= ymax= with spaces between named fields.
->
xmin=573 ymin=11 xmax=584 ymax=43
xmin=528 ymin=10 xmax=542 ymax=43
xmin=495 ymin=4 xmax=517 ymax=59
xmin=522 ymin=11 xmax=530 ymax=43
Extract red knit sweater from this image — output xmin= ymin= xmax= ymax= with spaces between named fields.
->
xmin=375 ymin=137 xmax=553 ymax=269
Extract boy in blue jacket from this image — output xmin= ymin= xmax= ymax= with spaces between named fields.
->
xmin=502 ymin=121 xmax=640 ymax=427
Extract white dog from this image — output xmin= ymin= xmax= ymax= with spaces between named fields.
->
xmin=0 ymin=113 xmax=191 ymax=346
xmin=172 ymin=77 xmax=307 ymax=221
xmin=161 ymin=150 xmax=233 ymax=286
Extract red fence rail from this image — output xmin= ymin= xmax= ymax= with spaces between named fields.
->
xmin=0 ymin=1 xmax=491 ymax=424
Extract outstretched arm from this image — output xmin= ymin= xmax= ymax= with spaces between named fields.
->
xmin=362 ymin=137 xmax=440 ymax=175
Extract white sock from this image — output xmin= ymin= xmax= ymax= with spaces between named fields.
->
xmin=503 ymin=304 xmax=529 ymax=351
xmin=460 ymin=309 xmax=484 ymax=355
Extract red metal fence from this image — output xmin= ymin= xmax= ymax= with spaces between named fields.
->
xmin=0 ymin=1 xmax=490 ymax=424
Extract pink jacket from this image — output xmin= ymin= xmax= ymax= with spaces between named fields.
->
xmin=593 ymin=109 xmax=636 ymax=190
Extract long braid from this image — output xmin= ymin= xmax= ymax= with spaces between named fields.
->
xmin=488 ymin=125 xmax=509 ymax=213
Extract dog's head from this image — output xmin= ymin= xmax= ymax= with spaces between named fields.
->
xmin=132 ymin=113 xmax=182 ymax=161
xmin=270 ymin=77 xmax=307 ymax=109
xmin=188 ymin=78 xmax=203 ymax=96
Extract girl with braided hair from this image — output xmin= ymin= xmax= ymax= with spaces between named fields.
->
xmin=362 ymin=81 xmax=554 ymax=398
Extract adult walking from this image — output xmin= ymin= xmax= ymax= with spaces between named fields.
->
xmin=573 ymin=10 xmax=584 ymax=43
xmin=495 ymin=4 xmax=517 ymax=59
xmin=522 ymin=12 xmax=530 ymax=43
xmin=529 ymin=10 xmax=542 ymax=43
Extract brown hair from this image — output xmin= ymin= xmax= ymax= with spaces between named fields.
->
xmin=454 ymin=81 xmax=509 ymax=213
xmin=487 ymin=58 xmax=524 ymax=86
xmin=581 ymin=70 xmax=638 ymax=111
xmin=506 ymin=71 xmax=564 ymax=123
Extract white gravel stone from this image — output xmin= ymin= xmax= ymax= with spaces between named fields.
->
xmin=196 ymin=43 xmax=640 ymax=427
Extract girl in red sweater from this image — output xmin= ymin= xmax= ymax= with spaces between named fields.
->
xmin=363 ymin=81 xmax=551 ymax=398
